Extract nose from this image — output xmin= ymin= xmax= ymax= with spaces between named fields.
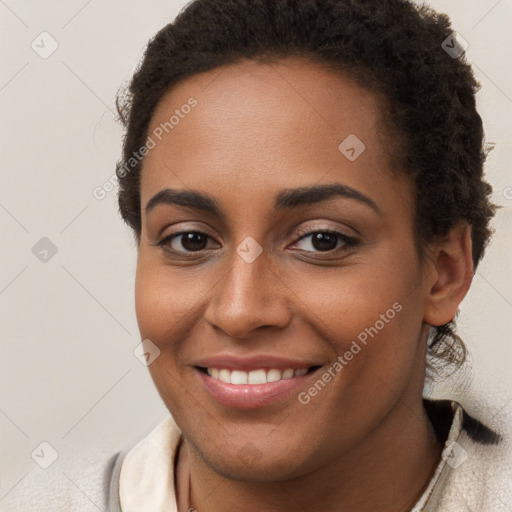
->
xmin=204 ymin=244 xmax=292 ymax=339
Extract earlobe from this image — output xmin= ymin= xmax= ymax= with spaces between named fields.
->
xmin=424 ymin=222 xmax=474 ymax=327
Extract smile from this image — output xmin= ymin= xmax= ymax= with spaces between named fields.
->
xmin=195 ymin=365 xmax=322 ymax=409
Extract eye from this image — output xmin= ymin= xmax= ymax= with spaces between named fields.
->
xmin=290 ymin=229 xmax=358 ymax=254
xmin=155 ymin=231 xmax=218 ymax=254
xmin=154 ymin=228 xmax=358 ymax=256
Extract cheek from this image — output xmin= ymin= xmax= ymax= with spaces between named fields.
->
xmin=134 ymin=256 xmax=197 ymax=410
xmin=134 ymin=254 xmax=203 ymax=342
xmin=310 ymin=281 xmax=413 ymax=380
xmin=301 ymin=251 xmax=424 ymax=389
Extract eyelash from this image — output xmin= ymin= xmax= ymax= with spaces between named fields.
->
xmin=153 ymin=228 xmax=359 ymax=257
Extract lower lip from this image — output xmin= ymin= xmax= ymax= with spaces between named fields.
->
xmin=195 ymin=368 xmax=318 ymax=409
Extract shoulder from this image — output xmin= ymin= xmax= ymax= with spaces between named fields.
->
xmin=423 ymin=397 xmax=512 ymax=511
xmin=2 ymin=448 xmax=126 ymax=512
xmin=3 ymin=416 xmax=181 ymax=512
xmin=432 ymin=428 xmax=512 ymax=511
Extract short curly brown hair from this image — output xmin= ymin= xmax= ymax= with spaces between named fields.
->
xmin=115 ymin=0 xmax=497 ymax=380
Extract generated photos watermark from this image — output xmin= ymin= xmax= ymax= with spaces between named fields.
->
xmin=298 ymin=301 xmax=403 ymax=404
xmin=93 ymin=97 xmax=198 ymax=200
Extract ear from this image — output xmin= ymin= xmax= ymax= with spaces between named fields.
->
xmin=424 ymin=222 xmax=474 ymax=326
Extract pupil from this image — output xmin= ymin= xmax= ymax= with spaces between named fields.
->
xmin=313 ymin=233 xmax=337 ymax=251
xmin=182 ymin=232 xmax=207 ymax=251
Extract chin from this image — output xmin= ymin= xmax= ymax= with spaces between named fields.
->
xmin=211 ymin=456 xmax=307 ymax=483
xmin=196 ymin=439 xmax=314 ymax=482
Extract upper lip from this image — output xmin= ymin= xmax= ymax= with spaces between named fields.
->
xmin=192 ymin=354 xmax=323 ymax=372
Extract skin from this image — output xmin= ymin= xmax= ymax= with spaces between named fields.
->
xmin=134 ymin=56 xmax=474 ymax=512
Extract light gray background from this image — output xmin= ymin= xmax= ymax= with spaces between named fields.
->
xmin=1 ymin=0 xmax=511 ymax=506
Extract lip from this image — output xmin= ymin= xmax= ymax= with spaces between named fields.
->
xmin=192 ymin=354 xmax=322 ymax=372
xmin=194 ymin=364 xmax=323 ymax=409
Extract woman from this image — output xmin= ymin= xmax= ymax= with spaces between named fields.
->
xmin=16 ymin=0 xmax=511 ymax=510
xmin=110 ymin=0 xmax=512 ymax=510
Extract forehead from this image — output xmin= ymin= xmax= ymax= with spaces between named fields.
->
xmin=139 ymin=56 xmax=405 ymax=217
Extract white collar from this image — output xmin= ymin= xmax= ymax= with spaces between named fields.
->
xmin=119 ymin=415 xmax=182 ymax=512
xmin=411 ymin=400 xmax=464 ymax=510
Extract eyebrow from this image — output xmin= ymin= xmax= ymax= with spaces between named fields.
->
xmin=145 ymin=183 xmax=382 ymax=220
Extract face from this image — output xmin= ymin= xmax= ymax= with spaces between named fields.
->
xmin=135 ymin=56 xmax=433 ymax=481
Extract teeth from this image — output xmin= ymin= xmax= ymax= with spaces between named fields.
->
xmin=218 ymin=369 xmax=231 ymax=383
xmin=282 ymin=369 xmax=294 ymax=379
xmin=248 ymin=369 xmax=267 ymax=384
xmin=205 ymin=367 xmax=309 ymax=385
xmin=230 ymin=370 xmax=247 ymax=385
xmin=267 ymin=369 xmax=282 ymax=382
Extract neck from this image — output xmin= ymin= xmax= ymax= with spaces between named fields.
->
xmin=177 ymin=395 xmax=444 ymax=512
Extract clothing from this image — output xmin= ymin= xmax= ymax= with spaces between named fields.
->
xmin=4 ymin=398 xmax=511 ymax=511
